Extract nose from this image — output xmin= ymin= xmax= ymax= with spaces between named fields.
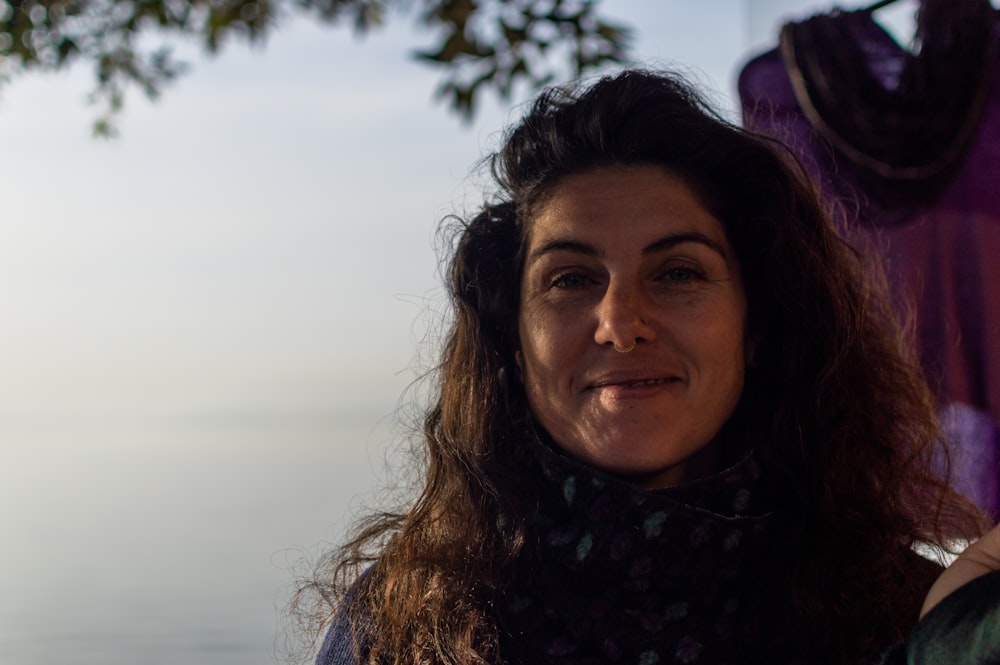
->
xmin=593 ymin=280 xmax=657 ymax=351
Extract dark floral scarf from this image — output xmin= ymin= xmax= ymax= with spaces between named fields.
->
xmin=496 ymin=436 xmax=780 ymax=665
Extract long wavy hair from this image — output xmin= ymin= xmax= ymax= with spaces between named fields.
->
xmin=293 ymin=70 xmax=987 ymax=664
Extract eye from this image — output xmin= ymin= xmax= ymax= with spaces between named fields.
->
xmin=660 ymin=266 xmax=703 ymax=283
xmin=550 ymin=272 xmax=593 ymax=289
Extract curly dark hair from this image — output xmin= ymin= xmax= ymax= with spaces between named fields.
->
xmin=293 ymin=69 xmax=987 ymax=665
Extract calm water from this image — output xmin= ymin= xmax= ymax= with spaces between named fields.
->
xmin=0 ymin=418 xmax=403 ymax=665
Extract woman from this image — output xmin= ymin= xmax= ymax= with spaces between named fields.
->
xmin=298 ymin=70 xmax=994 ymax=664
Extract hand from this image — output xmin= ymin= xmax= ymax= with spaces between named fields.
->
xmin=920 ymin=522 xmax=1000 ymax=619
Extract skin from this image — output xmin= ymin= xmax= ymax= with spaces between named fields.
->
xmin=921 ymin=523 xmax=1000 ymax=618
xmin=516 ymin=165 xmax=748 ymax=488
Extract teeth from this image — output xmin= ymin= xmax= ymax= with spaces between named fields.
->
xmin=627 ymin=378 xmax=668 ymax=387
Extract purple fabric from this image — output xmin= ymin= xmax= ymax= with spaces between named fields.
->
xmin=738 ymin=12 xmax=1000 ymax=516
xmin=942 ymin=403 xmax=1000 ymax=518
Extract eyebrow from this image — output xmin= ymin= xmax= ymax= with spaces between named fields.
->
xmin=527 ymin=231 xmax=729 ymax=265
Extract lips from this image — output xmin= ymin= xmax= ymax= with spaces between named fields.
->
xmin=587 ymin=372 xmax=683 ymax=390
xmin=623 ymin=378 xmax=678 ymax=387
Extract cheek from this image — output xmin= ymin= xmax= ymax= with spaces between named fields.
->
xmin=517 ymin=307 xmax=569 ymax=391
xmin=516 ymin=316 xmax=546 ymax=382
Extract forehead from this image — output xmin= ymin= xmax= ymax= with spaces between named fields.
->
xmin=526 ymin=166 xmax=731 ymax=252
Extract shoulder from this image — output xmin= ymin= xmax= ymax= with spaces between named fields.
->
xmin=315 ymin=608 xmax=363 ymax=665
xmin=315 ymin=568 xmax=374 ymax=665
xmin=882 ymin=570 xmax=1000 ymax=665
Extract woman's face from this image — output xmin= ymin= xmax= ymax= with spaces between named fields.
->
xmin=516 ymin=165 xmax=748 ymax=488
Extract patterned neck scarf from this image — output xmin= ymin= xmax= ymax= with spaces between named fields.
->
xmin=496 ymin=435 xmax=781 ymax=665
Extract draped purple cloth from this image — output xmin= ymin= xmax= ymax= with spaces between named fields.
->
xmin=738 ymin=11 xmax=1000 ymax=517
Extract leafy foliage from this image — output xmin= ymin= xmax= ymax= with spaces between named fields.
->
xmin=415 ymin=0 xmax=630 ymax=119
xmin=0 ymin=0 xmax=631 ymax=135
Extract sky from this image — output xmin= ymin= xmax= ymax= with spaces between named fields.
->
xmin=1 ymin=0 xmax=913 ymax=430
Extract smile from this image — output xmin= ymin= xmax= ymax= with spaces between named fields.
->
xmin=625 ymin=378 xmax=677 ymax=387
xmin=588 ymin=374 xmax=682 ymax=391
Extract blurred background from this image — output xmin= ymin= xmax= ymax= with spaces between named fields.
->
xmin=0 ymin=1 xmax=935 ymax=663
